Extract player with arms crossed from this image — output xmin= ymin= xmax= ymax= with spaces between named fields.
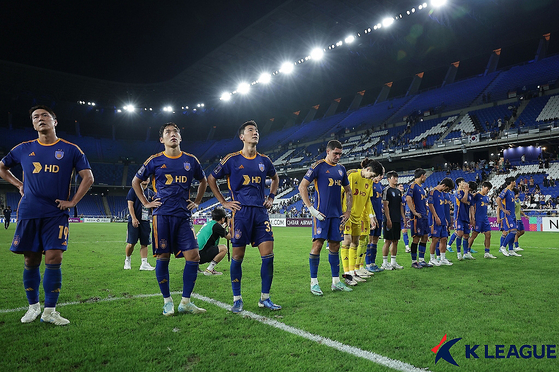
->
xmin=427 ymin=178 xmax=455 ymax=266
xmin=468 ymin=181 xmax=496 ymax=259
xmin=380 ymin=171 xmax=406 ymax=270
xmin=133 ymin=122 xmax=208 ymax=316
xmin=208 ymin=120 xmax=280 ymax=313
xmin=0 ymin=105 xmax=94 ymax=325
xmin=496 ymin=177 xmax=522 ymax=257
xmin=298 ymin=140 xmax=353 ymax=295
xmin=406 ymin=168 xmax=431 ymax=268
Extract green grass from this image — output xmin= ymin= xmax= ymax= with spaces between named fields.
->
xmin=1 ymin=223 xmax=558 ymax=372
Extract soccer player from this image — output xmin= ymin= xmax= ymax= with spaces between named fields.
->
xmin=406 ymin=168 xmax=431 ymax=268
xmin=468 ymin=181 xmax=496 ymax=259
xmin=513 ymin=188 xmax=527 ymax=252
xmin=427 ymin=178 xmax=455 ymax=266
xmin=196 ymin=207 xmax=231 ymax=275
xmin=496 ymin=177 xmax=521 ymax=257
xmin=124 ymin=178 xmax=156 ymax=271
xmin=208 ymin=120 xmax=280 ymax=313
xmin=367 ymin=169 xmax=385 ymax=272
xmin=399 ymin=184 xmax=411 ymax=253
xmin=0 ymin=105 xmax=94 ymax=325
xmin=3 ymin=205 xmax=12 ymax=229
xmin=446 ymin=177 xmax=465 ymax=253
xmin=381 ymin=171 xmax=405 ymax=270
xmin=298 ymin=140 xmax=353 ymax=295
xmin=454 ymin=179 xmax=473 ymax=260
xmin=340 ymin=158 xmax=384 ymax=284
xmin=133 ymin=122 xmax=208 ymax=316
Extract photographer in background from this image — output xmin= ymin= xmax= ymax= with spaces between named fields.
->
xmin=196 ymin=207 xmax=231 ymax=275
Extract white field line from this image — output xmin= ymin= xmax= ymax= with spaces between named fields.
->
xmin=0 ymin=291 xmax=430 ymax=372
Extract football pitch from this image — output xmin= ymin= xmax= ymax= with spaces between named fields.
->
xmin=1 ymin=223 xmax=558 ymax=372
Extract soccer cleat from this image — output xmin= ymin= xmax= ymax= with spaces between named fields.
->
xmin=419 ymin=261 xmax=433 ymax=268
xmin=342 ymin=274 xmax=358 ymax=286
xmin=123 ymin=259 xmax=131 ymax=270
xmin=178 ymin=302 xmax=206 ymax=314
xmin=380 ymin=262 xmax=394 ymax=271
xmin=446 ymin=245 xmax=454 ymax=253
xmin=258 ymin=298 xmax=282 ymax=311
xmin=439 ymin=258 xmax=453 ymax=266
xmin=457 ymin=252 xmax=463 ymax=261
xmin=499 ymin=247 xmax=510 ymax=257
xmin=139 ymin=262 xmax=155 ymax=271
xmin=356 ymin=268 xmax=373 ymax=277
xmin=405 ymin=246 xmax=411 ymax=253
xmin=508 ymin=251 xmax=522 ymax=257
xmin=203 ymin=268 xmax=223 ymax=276
xmin=331 ymin=281 xmax=353 ymax=292
xmin=162 ymin=302 xmax=175 ymax=316
xmin=21 ymin=305 xmax=41 ymax=323
xmin=484 ymin=253 xmax=497 ymax=259
xmin=463 ymin=253 xmax=476 ymax=260
xmin=352 ymin=273 xmax=367 ymax=282
xmin=514 ymin=247 xmax=524 ymax=252
xmin=411 ymin=262 xmax=422 ymax=269
xmin=367 ymin=264 xmax=384 ymax=273
xmin=231 ymin=299 xmax=244 ymax=313
xmin=428 ymin=260 xmax=441 ymax=267
xmin=310 ymin=284 xmax=323 ymax=296
xmin=470 ymin=249 xmax=478 ymax=254
xmin=391 ymin=262 xmax=404 ymax=270
xmin=40 ymin=311 xmax=70 ymax=326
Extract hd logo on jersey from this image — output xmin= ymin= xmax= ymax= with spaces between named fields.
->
xmin=165 ymin=174 xmax=188 ymax=185
xmin=328 ymin=178 xmax=342 ymax=187
xmin=32 ymin=162 xmax=59 ymax=173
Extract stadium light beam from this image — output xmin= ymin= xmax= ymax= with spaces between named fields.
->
xmin=237 ymin=82 xmax=250 ymax=94
xmin=310 ymin=48 xmax=324 ymax=60
xmin=382 ymin=17 xmax=394 ymax=28
xmin=344 ymin=35 xmax=355 ymax=44
xmin=124 ymin=104 xmax=135 ymax=112
xmin=280 ymin=62 xmax=294 ymax=74
xmin=431 ymin=0 xmax=447 ymax=7
xmin=220 ymin=92 xmax=231 ymax=101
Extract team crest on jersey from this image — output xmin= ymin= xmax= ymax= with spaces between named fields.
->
xmin=338 ymin=170 xmax=343 ymax=177
xmin=259 ymin=163 xmax=265 ymax=172
xmin=55 ymin=150 xmax=64 ymax=160
xmin=184 ymin=162 xmax=191 ymax=171
xmin=316 ymin=227 xmax=322 ymax=234
xmin=13 ymin=235 xmax=20 ymax=246
xmin=235 ymin=229 xmax=242 ymax=240
xmin=137 ymin=165 xmax=145 ymax=176
xmin=159 ymin=239 xmax=167 ymax=249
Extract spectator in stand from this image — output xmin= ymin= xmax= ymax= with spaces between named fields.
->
xmin=529 ymin=176 xmax=535 ymax=188
xmin=543 ymin=175 xmax=550 ymax=188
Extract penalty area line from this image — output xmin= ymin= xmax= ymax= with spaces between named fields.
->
xmin=1 ymin=291 xmax=429 ymax=372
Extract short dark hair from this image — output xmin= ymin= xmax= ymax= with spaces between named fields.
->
xmin=327 ymin=140 xmax=343 ymax=151
xmin=212 ymin=207 xmax=227 ymax=221
xmin=468 ymin=181 xmax=478 ymax=191
xmin=505 ymin=176 xmax=516 ymax=186
xmin=29 ymin=105 xmax=56 ymax=120
xmin=386 ymin=170 xmax=398 ymax=179
xmin=361 ymin=158 xmax=384 ymax=177
xmin=414 ymin=168 xmax=426 ymax=179
xmin=455 ymin=177 xmax=465 ymax=186
xmin=482 ymin=181 xmax=492 ymax=189
xmin=159 ymin=122 xmax=180 ymax=138
xmin=238 ymin=120 xmax=257 ymax=137
xmin=440 ymin=177 xmax=455 ymax=190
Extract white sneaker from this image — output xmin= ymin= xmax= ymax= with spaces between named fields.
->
xmin=463 ymin=253 xmax=476 ymax=260
xmin=508 ymin=250 xmax=522 ymax=257
xmin=499 ymin=247 xmax=510 ymax=257
xmin=124 ymin=259 xmax=131 ymax=270
xmin=405 ymin=246 xmax=411 ymax=253
xmin=514 ymin=247 xmax=524 ymax=252
xmin=391 ymin=262 xmax=404 ymax=270
xmin=439 ymin=258 xmax=453 ymax=266
xmin=356 ymin=268 xmax=372 ymax=277
xmin=21 ymin=304 xmax=41 ymax=323
xmin=484 ymin=252 xmax=497 ymax=259
xmin=139 ymin=262 xmax=155 ymax=271
xmin=40 ymin=311 xmax=70 ymax=326
xmin=457 ymin=252 xmax=463 ymax=261
xmin=428 ymin=260 xmax=441 ymax=267
xmin=380 ymin=262 xmax=394 ymax=271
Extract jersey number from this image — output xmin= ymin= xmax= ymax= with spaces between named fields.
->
xmin=58 ymin=225 xmax=69 ymax=240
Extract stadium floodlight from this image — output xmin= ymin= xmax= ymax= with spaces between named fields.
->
xmin=259 ymin=73 xmax=272 ymax=84
xmin=431 ymin=0 xmax=447 ymax=7
xmin=163 ymin=106 xmax=173 ymax=112
xmin=200 ymin=103 xmax=204 ymax=107
xmin=117 ymin=109 xmax=122 ymax=113
xmin=344 ymin=35 xmax=355 ymax=44
xmin=336 ymin=40 xmax=343 ymax=46
xmin=411 ymin=7 xmax=416 ymax=12
xmin=237 ymin=82 xmax=250 ymax=94
xmin=220 ymin=92 xmax=232 ymax=101
xmin=382 ymin=17 xmax=394 ymax=28
xmin=310 ymin=48 xmax=324 ymax=60
xmin=280 ymin=62 xmax=294 ymax=74
xmin=124 ymin=104 xmax=135 ymax=112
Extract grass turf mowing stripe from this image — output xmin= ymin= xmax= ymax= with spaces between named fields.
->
xmin=1 ymin=291 xmax=429 ymax=372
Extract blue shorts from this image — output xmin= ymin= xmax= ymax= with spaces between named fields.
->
xmin=10 ymin=216 xmax=69 ymax=253
xmin=474 ymin=219 xmax=492 ymax=233
xmin=500 ymin=216 xmax=517 ymax=231
xmin=369 ymin=225 xmax=382 ymax=237
xmin=517 ymin=219 xmax=525 ymax=232
xmin=455 ymin=219 xmax=471 ymax=235
xmin=231 ymin=206 xmax=274 ymax=247
xmin=410 ymin=217 xmax=429 ymax=237
xmin=430 ymin=224 xmax=449 ymax=238
xmin=127 ymin=220 xmax=151 ymax=246
xmin=152 ymin=215 xmax=198 ymax=257
xmin=313 ymin=217 xmax=343 ymax=242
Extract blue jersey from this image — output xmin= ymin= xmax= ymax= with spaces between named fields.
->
xmin=473 ymin=192 xmax=490 ymax=222
xmin=406 ymin=181 xmax=427 ymax=217
xmin=136 ymin=151 xmax=205 ymax=218
xmin=456 ymin=190 xmax=472 ymax=222
xmin=126 ymin=187 xmax=155 ymax=222
xmin=498 ymin=188 xmax=515 ymax=216
xmin=1 ymin=138 xmax=90 ymax=219
xmin=371 ymin=180 xmax=383 ymax=220
xmin=303 ymin=159 xmax=349 ymax=218
xmin=444 ymin=192 xmax=452 ymax=225
xmin=212 ymin=151 xmax=276 ymax=208
xmin=428 ymin=189 xmax=446 ymax=226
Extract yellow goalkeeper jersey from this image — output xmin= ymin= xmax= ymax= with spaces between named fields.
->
xmin=342 ymin=169 xmax=374 ymax=224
